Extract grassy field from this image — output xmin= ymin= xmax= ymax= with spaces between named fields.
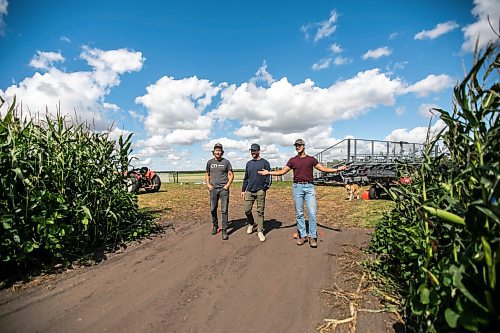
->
xmin=156 ymin=169 xmax=290 ymax=184
xmin=157 ymin=171 xmax=246 ymax=184
xmin=137 ymin=181 xmax=394 ymax=229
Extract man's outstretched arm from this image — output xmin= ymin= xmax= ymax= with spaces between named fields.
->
xmin=314 ymin=163 xmax=347 ymax=173
xmin=258 ymin=165 xmax=291 ymax=176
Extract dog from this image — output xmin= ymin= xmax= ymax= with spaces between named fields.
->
xmin=346 ymin=183 xmax=360 ymax=200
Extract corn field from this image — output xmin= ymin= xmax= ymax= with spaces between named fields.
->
xmin=369 ymin=44 xmax=499 ymax=332
xmin=0 ymin=99 xmax=154 ymax=279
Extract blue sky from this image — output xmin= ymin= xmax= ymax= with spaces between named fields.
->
xmin=0 ymin=0 xmax=498 ymax=170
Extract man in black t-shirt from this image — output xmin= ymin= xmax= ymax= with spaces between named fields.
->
xmin=259 ymin=139 xmax=346 ymax=248
xmin=241 ymin=143 xmax=271 ymax=242
xmin=205 ymin=143 xmax=234 ymax=240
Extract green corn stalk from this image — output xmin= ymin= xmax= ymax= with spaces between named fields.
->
xmin=1 ymin=97 xmax=154 ymax=279
xmin=369 ymin=43 xmax=499 ymax=332
xmin=421 ymin=206 xmax=465 ymax=225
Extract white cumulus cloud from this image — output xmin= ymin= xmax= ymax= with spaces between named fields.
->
xmin=204 ymin=138 xmax=250 ymax=152
xmin=362 ymin=47 xmax=392 ymax=60
xmin=141 ymin=129 xmax=212 ymax=146
xmin=212 ymin=69 xmax=404 ymax=135
xmin=385 ymin=61 xmax=408 ymax=75
xmin=462 ymin=0 xmax=500 ymax=52
xmin=80 ymin=46 xmax=144 ymax=87
xmin=312 ymin=58 xmax=332 ymax=71
xmin=233 ymin=125 xmax=261 ymax=138
xmin=389 ymin=32 xmax=399 ymax=40
xmin=404 ymin=74 xmax=454 ymax=97
xmin=333 ymin=56 xmax=351 ymax=65
xmin=315 ymin=10 xmax=339 ymax=42
xmin=0 ymin=47 xmax=144 ymax=129
xmin=129 ymin=110 xmax=145 ymax=122
xmin=418 ymin=103 xmax=441 ymax=118
xmin=250 ymin=61 xmax=274 ymax=86
xmin=128 ymin=144 xmax=171 ymax=168
xmin=103 ymin=102 xmax=120 ymax=111
xmin=330 ymin=43 xmax=343 ymax=54
xmin=301 ymin=10 xmax=339 ymax=42
xmin=105 ymin=127 xmax=132 ymax=143
xmin=415 ymin=21 xmax=459 ymax=40
xmin=135 ymin=76 xmax=221 ymax=145
xmin=29 ymin=51 xmax=65 ymax=70
xmin=384 ymin=119 xmax=447 ymax=144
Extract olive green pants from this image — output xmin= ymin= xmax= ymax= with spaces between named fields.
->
xmin=244 ymin=189 xmax=266 ymax=232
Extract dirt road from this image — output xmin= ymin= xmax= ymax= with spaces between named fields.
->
xmin=0 ymin=190 xmax=396 ymax=333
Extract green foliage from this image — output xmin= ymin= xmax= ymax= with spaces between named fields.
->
xmin=0 ymin=100 xmax=155 ymax=278
xmin=369 ymin=44 xmax=499 ymax=332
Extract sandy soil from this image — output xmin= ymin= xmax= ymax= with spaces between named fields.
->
xmin=0 ymin=188 xmax=399 ymax=333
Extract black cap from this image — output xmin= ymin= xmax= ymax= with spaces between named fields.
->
xmin=213 ymin=143 xmax=223 ymax=150
xmin=250 ymin=143 xmax=260 ymax=151
xmin=294 ymin=139 xmax=305 ymax=146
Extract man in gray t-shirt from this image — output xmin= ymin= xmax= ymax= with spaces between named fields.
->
xmin=205 ymin=143 xmax=234 ymax=240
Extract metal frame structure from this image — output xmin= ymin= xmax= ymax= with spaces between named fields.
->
xmin=313 ymin=138 xmax=437 ymax=197
xmin=315 ymin=138 xmax=437 ymax=165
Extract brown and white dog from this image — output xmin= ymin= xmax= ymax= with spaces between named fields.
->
xmin=346 ymin=183 xmax=360 ymax=200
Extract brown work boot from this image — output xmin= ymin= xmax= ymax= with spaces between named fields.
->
xmin=296 ymin=237 xmax=307 ymax=246
xmin=309 ymin=237 xmax=317 ymax=248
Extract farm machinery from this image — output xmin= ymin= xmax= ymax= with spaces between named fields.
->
xmin=313 ymin=138 xmax=438 ymax=198
xmin=126 ymin=167 xmax=162 ymax=194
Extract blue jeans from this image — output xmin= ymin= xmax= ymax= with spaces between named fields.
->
xmin=292 ymin=183 xmax=317 ymax=239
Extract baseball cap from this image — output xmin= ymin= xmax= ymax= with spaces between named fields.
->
xmin=213 ymin=143 xmax=223 ymax=150
xmin=294 ymin=139 xmax=305 ymax=146
xmin=250 ymin=143 xmax=261 ymax=151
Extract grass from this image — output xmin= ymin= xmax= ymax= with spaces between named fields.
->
xmin=137 ymin=182 xmax=394 ymax=229
xmin=315 ymin=185 xmax=394 ymax=228
xmin=157 ymin=171 xmax=246 ymax=184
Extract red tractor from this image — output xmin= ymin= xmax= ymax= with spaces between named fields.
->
xmin=126 ymin=167 xmax=161 ymax=194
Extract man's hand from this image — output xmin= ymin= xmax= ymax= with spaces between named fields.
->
xmin=240 ymin=192 xmax=245 ymax=199
xmin=207 ymin=184 xmax=214 ymax=191
xmin=223 ymin=184 xmax=230 ymax=190
xmin=258 ymin=169 xmax=270 ymax=176
xmin=337 ymin=165 xmax=347 ymax=171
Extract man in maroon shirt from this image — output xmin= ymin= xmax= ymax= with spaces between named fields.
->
xmin=258 ymin=139 xmax=347 ymax=248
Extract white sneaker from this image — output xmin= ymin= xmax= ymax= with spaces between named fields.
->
xmin=246 ymin=224 xmax=254 ymax=234
xmin=258 ymin=232 xmax=266 ymax=242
